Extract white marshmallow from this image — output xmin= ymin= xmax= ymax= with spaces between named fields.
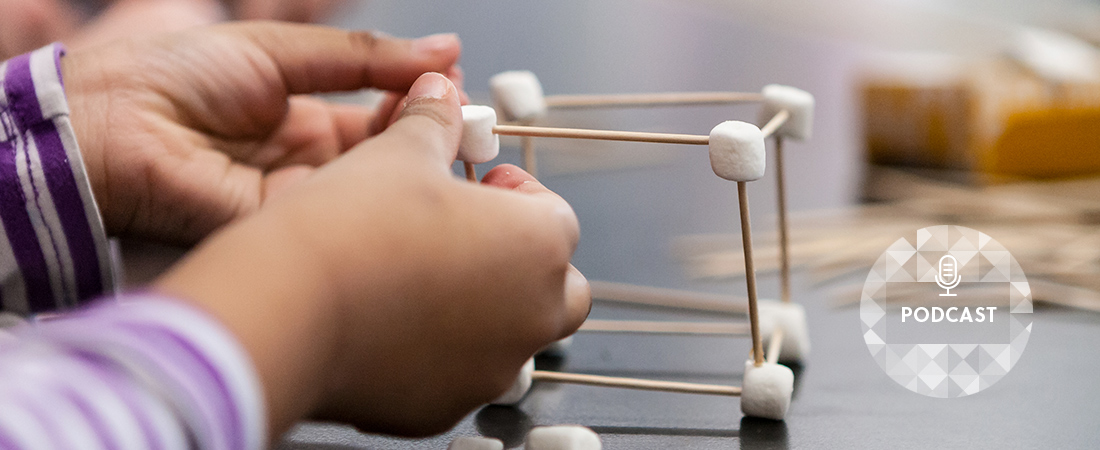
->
xmin=489 ymin=70 xmax=547 ymax=122
xmin=759 ymin=85 xmax=814 ymax=141
xmin=740 ymin=360 xmax=794 ymax=421
xmin=460 ymin=105 xmax=500 ymax=164
xmin=525 ymin=425 xmax=602 ymax=450
xmin=539 ymin=336 xmax=574 ymax=355
xmin=490 ymin=357 xmax=534 ymax=405
xmin=708 ymin=121 xmax=766 ymax=182
xmin=448 ymin=436 xmax=504 ymax=450
xmin=757 ymin=300 xmax=811 ymax=364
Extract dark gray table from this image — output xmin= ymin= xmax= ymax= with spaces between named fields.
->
xmin=277 ymin=150 xmax=1100 ymax=447
xmin=280 ymin=265 xmax=1100 ymax=449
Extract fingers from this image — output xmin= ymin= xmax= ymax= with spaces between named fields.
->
xmin=481 ymin=164 xmax=580 ymax=246
xmin=444 ymin=64 xmax=470 ymax=105
xmin=352 ymin=73 xmax=463 ymax=168
xmin=481 ymin=164 xmax=588 ymax=336
xmin=231 ymin=23 xmax=461 ymax=95
xmin=219 ymin=96 xmax=375 ymax=168
xmin=0 ymin=0 xmax=79 ymax=58
xmin=235 ymin=0 xmax=343 ymax=22
xmin=262 ymin=165 xmax=315 ymax=206
xmin=562 ymin=264 xmax=592 ymax=336
xmin=366 ymin=92 xmax=404 ymax=136
xmin=328 ymin=102 xmax=377 ymax=150
xmin=480 ymin=163 xmax=541 ymax=190
xmin=68 ymin=0 xmax=221 ymax=51
xmin=367 ymin=65 xmax=467 ymax=136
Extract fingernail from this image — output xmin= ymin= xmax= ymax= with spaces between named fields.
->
xmin=412 ymin=33 xmax=458 ymax=55
xmin=565 ymin=265 xmax=592 ymax=316
xmin=407 ymin=72 xmax=452 ymax=101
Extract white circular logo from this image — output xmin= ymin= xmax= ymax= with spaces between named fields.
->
xmin=860 ymin=225 xmax=1032 ymax=397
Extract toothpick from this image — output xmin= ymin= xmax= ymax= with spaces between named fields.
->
xmin=532 ymin=370 xmax=741 ymax=396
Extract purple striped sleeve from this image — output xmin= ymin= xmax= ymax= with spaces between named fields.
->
xmin=0 ymin=44 xmax=115 ymax=315
xmin=0 ymin=295 xmax=267 ymax=450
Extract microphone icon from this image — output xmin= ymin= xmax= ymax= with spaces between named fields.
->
xmin=936 ymin=254 xmax=961 ymax=296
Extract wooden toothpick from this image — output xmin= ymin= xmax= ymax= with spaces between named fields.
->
xmin=579 ymin=319 xmax=749 ymax=335
xmin=492 ymin=125 xmax=709 ymax=146
xmin=518 ymin=117 xmax=538 ymax=177
xmin=589 ymin=280 xmax=747 ymax=314
xmin=544 ymin=91 xmax=764 ymax=109
xmin=775 ymin=135 xmax=791 ymax=303
xmin=759 ymin=109 xmax=792 ymax=303
xmin=766 ymin=328 xmax=785 ymax=364
xmin=532 ymin=370 xmax=741 ymax=396
xmin=464 ymin=162 xmax=477 ymax=182
xmin=521 ymin=135 xmax=537 ymax=177
xmin=739 ymin=181 xmax=765 ymax=367
xmin=759 ymin=109 xmax=790 ymax=139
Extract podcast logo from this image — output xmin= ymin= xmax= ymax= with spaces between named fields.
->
xmin=860 ymin=225 xmax=1032 ymax=398
xmin=936 ymin=255 xmax=961 ymax=296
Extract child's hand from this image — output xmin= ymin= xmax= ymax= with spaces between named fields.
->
xmin=156 ymin=73 xmax=590 ymax=438
xmin=61 ymin=22 xmax=464 ymax=244
xmin=0 ymin=0 xmax=79 ymax=59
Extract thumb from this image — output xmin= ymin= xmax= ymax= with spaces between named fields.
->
xmin=359 ymin=72 xmax=463 ymax=168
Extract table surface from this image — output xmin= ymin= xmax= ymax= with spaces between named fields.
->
xmin=269 ymin=1 xmax=1100 ymax=448
xmin=278 ymin=263 xmax=1100 ymax=449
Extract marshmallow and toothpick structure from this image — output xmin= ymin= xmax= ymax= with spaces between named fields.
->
xmin=490 ymin=70 xmax=811 ymax=310
xmin=467 ymin=106 xmax=792 ymax=419
xmin=458 ymin=105 xmax=500 ymax=182
xmin=530 ymin=370 xmax=742 ymax=396
xmin=462 ymin=109 xmax=781 ymax=361
xmin=474 ymin=74 xmax=815 ymax=420
xmin=544 ymin=91 xmax=764 ymax=108
xmin=759 ymin=84 xmax=815 ymax=304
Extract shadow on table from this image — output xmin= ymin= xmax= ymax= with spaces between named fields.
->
xmin=588 ymin=425 xmax=739 ymax=438
xmin=739 ymin=417 xmax=789 ymax=450
xmin=474 ymin=407 xmax=788 ymax=449
xmin=475 ymin=405 xmax=534 ymax=448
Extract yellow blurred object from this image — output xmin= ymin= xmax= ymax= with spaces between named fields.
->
xmin=862 ymin=57 xmax=1100 ymax=180
xmin=988 ymin=108 xmax=1100 ymax=178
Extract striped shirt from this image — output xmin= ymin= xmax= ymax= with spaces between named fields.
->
xmin=0 ymin=43 xmax=113 ymax=314
xmin=0 ymin=45 xmax=267 ymax=449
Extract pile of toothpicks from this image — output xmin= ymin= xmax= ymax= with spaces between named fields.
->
xmin=674 ymin=166 xmax=1100 ymax=313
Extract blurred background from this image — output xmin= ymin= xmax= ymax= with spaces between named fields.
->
xmin=328 ymin=0 xmax=1100 ymax=310
xmin=328 ymin=1 xmax=1100 ymax=448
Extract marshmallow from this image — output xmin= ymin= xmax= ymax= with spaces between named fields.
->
xmin=741 ymin=360 xmax=794 ymax=421
xmin=757 ymin=300 xmax=811 ymax=364
xmin=490 ymin=357 xmax=534 ymax=405
xmin=539 ymin=336 xmax=574 ymax=356
xmin=759 ymin=85 xmax=814 ymax=141
xmin=489 ymin=70 xmax=547 ymax=122
xmin=448 ymin=436 xmax=504 ymax=450
xmin=460 ymin=105 xmax=500 ymax=164
xmin=525 ymin=425 xmax=602 ymax=450
xmin=708 ymin=121 xmax=766 ymax=182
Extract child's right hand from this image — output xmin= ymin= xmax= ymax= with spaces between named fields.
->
xmin=155 ymin=72 xmax=590 ymax=439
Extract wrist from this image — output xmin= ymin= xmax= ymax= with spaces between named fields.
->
xmin=154 ymin=213 xmax=344 ymax=438
xmin=59 ymin=52 xmax=112 ymax=232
